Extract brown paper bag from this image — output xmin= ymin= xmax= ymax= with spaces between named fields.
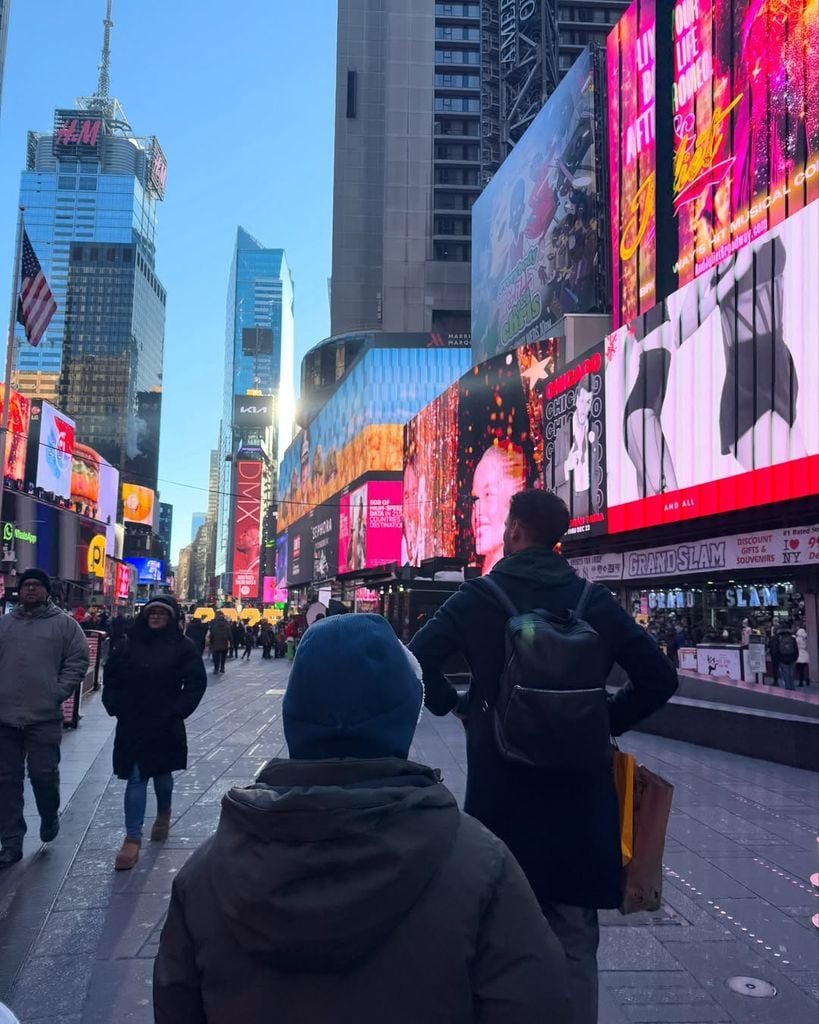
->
xmin=620 ymin=763 xmax=674 ymax=915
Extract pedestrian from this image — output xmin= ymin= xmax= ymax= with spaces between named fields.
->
xmin=409 ymin=489 xmax=678 ymax=1024
xmin=770 ymin=621 xmax=798 ymax=691
xmin=240 ymin=626 xmax=254 ymax=660
xmin=260 ymin=620 xmax=274 ymax=659
xmin=0 ymin=569 xmax=89 ymax=868
xmin=102 ymin=595 xmax=207 ymax=871
xmin=185 ymin=616 xmax=207 ymax=655
xmin=154 ymin=614 xmax=570 ymax=1023
xmin=208 ymin=612 xmax=232 ymax=675
xmin=230 ymin=620 xmax=243 ymax=660
xmin=795 ymin=623 xmax=810 ymax=686
xmin=768 ymin=623 xmax=780 ymax=686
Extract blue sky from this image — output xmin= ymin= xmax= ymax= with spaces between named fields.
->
xmin=0 ymin=0 xmax=336 ymax=561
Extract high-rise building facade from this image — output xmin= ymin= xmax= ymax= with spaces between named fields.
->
xmin=11 ymin=8 xmax=167 ymax=490
xmin=330 ymin=0 xmax=474 ymax=339
xmin=215 ymin=229 xmax=294 ymax=600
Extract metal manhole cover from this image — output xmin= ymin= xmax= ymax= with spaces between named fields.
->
xmin=726 ymin=976 xmax=777 ymax=998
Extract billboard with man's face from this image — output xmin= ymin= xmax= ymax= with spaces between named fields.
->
xmin=471 ymin=49 xmax=601 ymax=365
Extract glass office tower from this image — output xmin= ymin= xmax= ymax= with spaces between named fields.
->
xmin=215 ymin=228 xmax=294 ymax=596
xmin=12 ymin=99 xmax=167 ymax=489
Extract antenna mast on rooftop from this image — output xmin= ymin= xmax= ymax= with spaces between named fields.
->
xmin=96 ymin=0 xmax=113 ymax=100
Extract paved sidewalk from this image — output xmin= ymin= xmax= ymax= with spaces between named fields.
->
xmin=1 ymin=656 xmax=816 ymax=1023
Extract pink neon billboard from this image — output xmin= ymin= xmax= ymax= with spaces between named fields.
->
xmin=338 ymin=479 xmax=403 ymax=573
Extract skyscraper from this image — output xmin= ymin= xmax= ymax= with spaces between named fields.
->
xmin=215 ymin=229 xmax=294 ymax=600
xmin=11 ymin=1 xmax=167 ymax=491
xmin=330 ymin=0 xmax=475 ymax=339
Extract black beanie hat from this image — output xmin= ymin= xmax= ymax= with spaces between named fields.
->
xmin=141 ymin=594 xmax=181 ymax=622
xmin=17 ymin=568 xmax=51 ymax=592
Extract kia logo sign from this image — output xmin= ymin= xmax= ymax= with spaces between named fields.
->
xmin=233 ymin=395 xmax=274 ymax=427
xmin=240 ymin=405 xmax=267 ymax=415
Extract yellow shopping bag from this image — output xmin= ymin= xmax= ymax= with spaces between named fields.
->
xmin=611 ymin=746 xmax=635 ymax=866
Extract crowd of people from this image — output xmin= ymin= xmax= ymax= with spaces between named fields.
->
xmin=2 ymin=490 xmax=684 ymax=1023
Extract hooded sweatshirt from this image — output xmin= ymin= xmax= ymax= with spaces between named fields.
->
xmin=154 ymin=758 xmax=569 ymax=1024
xmin=0 ymin=601 xmax=89 ymax=727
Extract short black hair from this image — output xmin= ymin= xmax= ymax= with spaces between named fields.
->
xmin=508 ymin=488 xmax=570 ymax=548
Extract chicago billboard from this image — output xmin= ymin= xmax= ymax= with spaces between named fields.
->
xmin=471 ymin=49 xmax=602 ymax=365
xmin=605 ymin=200 xmax=819 ymax=532
xmin=231 ymin=460 xmax=262 ymax=599
xmin=543 ymin=345 xmax=607 ymax=536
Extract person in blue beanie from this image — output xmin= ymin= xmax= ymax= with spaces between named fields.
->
xmin=154 ymin=613 xmax=569 ymax=1024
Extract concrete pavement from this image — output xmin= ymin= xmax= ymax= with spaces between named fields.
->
xmin=0 ymin=655 xmax=816 ymax=1023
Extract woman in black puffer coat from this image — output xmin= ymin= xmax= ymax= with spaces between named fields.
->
xmin=102 ymin=595 xmax=206 ymax=871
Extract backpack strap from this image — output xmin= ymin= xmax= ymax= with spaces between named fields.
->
xmin=574 ymin=579 xmax=594 ymax=620
xmin=475 ymin=575 xmax=520 ymax=618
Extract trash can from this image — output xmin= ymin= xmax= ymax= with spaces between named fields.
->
xmin=286 ymin=637 xmax=296 ymax=661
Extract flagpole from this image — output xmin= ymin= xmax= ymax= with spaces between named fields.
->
xmin=1 ymin=206 xmax=25 ymax=449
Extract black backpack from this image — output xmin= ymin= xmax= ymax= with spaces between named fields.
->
xmin=479 ymin=576 xmax=611 ymax=773
xmin=776 ymin=631 xmax=798 ymax=665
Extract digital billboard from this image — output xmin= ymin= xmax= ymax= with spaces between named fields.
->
xmin=543 ymin=345 xmax=607 ymax=536
xmin=607 ymin=0 xmax=658 ymax=327
xmin=605 ymin=200 xmax=819 ymax=532
xmin=403 ymin=341 xmax=558 ymax=573
xmin=1 ymin=490 xmax=101 ymax=581
xmin=338 ymin=479 xmax=403 ymax=574
xmin=471 ymin=50 xmax=601 ymax=365
xmin=231 ymin=460 xmax=262 ymax=599
xmin=233 ymin=394 xmax=274 ymax=431
xmin=125 ymin=557 xmax=165 ymax=584
xmin=608 ymin=0 xmax=819 ymax=327
xmin=32 ymin=401 xmax=75 ymax=499
xmin=274 ymin=533 xmax=288 ymax=602
xmin=71 ymin=443 xmax=119 ymax=531
xmin=0 ymin=388 xmax=30 ymax=482
xmin=278 ymin=346 xmax=471 ymax=532
xmin=287 ymin=516 xmax=313 ymax=587
xmin=122 ymin=483 xmax=156 ymax=525
xmin=311 ymin=506 xmax=339 ymax=583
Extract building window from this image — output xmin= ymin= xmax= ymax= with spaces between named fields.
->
xmin=434 ymin=241 xmax=469 ymax=261
xmin=106 ymin=248 xmax=116 ymax=262
xmin=90 ymin=248 xmax=99 ymax=262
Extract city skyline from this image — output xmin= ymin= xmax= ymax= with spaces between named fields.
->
xmin=0 ymin=1 xmax=336 ymax=561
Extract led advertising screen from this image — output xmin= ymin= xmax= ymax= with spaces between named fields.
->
xmin=607 ymin=0 xmax=658 ymax=327
xmin=287 ymin=516 xmax=313 ymax=587
xmin=671 ymin=0 xmax=819 ymax=285
xmin=71 ymin=444 xmax=118 ymax=535
xmin=471 ymin=50 xmax=601 ymax=365
xmin=125 ymin=557 xmax=165 ymax=584
xmin=0 ymin=388 xmax=30 ymax=481
xmin=311 ymin=506 xmax=339 ymax=583
xmin=34 ymin=401 xmax=76 ymax=499
xmin=278 ymin=346 xmax=471 ymax=532
xmin=233 ymin=394 xmax=274 ymax=431
xmin=122 ymin=483 xmax=156 ymax=525
xmin=1 ymin=491 xmax=101 ymax=581
xmin=274 ymin=532 xmax=288 ymax=602
xmin=338 ymin=479 xmax=403 ymax=574
xmin=605 ymin=200 xmax=819 ymax=532
xmin=231 ymin=459 xmax=262 ymax=599
xmin=543 ymin=345 xmax=607 ymax=536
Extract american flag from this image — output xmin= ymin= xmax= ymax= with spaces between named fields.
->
xmin=16 ymin=231 xmax=57 ymax=348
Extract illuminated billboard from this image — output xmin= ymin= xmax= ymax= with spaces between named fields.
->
xmin=607 ymin=0 xmax=658 ymax=327
xmin=543 ymin=345 xmax=607 ymax=536
xmin=30 ymin=401 xmax=76 ymax=499
xmin=274 ymin=533 xmax=288 ymax=601
xmin=0 ymin=388 xmax=30 ymax=481
xmin=122 ymin=483 xmax=156 ymax=525
xmin=471 ymin=49 xmax=601 ymax=365
xmin=403 ymin=341 xmax=558 ymax=573
xmin=607 ymin=0 xmax=819 ymax=326
xmin=71 ymin=443 xmax=119 ymax=530
xmin=233 ymin=394 xmax=274 ymax=431
xmin=311 ymin=506 xmax=339 ymax=583
xmin=231 ymin=460 xmax=262 ymax=599
xmin=125 ymin=557 xmax=165 ymax=584
xmin=605 ymin=200 xmax=819 ymax=533
xmin=278 ymin=346 xmax=471 ymax=532
xmin=338 ymin=479 xmax=403 ymax=574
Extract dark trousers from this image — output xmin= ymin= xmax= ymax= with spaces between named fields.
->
xmin=229 ymin=642 xmax=240 ymax=659
xmin=212 ymin=650 xmax=227 ymax=673
xmin=0 ymin=720 xmax=62 ymax=850
xmin=241 ymin=645 xmax=252 ymax=660
xmin=542 ymin=902 xmax=599 ymax=1024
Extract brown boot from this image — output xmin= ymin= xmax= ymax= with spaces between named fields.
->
xmin=150 ymin=810 xmax=171 ymax=842
xmin=114 ymin=838 xmax=141 ymax=871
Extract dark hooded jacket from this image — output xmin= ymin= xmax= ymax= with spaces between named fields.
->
xmin=153 ymin=758 xmax=570 ymax=1024
xmin=102 ymin=604 xmax=207 ymax=779
xmin=409 ymin=548 xmax=678 ymax=909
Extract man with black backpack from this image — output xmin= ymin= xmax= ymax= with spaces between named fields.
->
xmin=410 ymin=489 xmax=678 ymax=1024
xmin=770 ymin=622 xmax=798 ymax=690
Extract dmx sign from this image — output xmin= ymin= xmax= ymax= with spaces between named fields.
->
xmin=233 ymin=395 xmax=274 ymax=431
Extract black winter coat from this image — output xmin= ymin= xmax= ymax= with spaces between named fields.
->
xmin=154 ymin=758 xmax=570 ymax=1024
xmin=102 ymin=626 xmax=207 ymax=779
xmin=409 ymin=548 xmax=678 ymax=910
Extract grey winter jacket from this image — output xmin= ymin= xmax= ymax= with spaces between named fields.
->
xmin=0 ymin=602 xmax=90 ymax=726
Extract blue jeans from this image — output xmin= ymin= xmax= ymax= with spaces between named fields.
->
xmin=124 ymin=765 xmax=173 ymax=840
xmin=779 ymin=663 xmax=795 ymax=690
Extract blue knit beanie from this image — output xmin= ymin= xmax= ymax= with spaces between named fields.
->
xmin=283 ymin=614 xmax=423 ymax=760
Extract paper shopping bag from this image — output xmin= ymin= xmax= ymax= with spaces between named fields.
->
xmin=620 ymin=763 xmax=674 ymax=915
xmin=611 ymin=747 xmax=635 ymax=866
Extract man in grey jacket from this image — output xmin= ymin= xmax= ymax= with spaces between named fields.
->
xmin=0 ymin=569 xmax=89 ymax=868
